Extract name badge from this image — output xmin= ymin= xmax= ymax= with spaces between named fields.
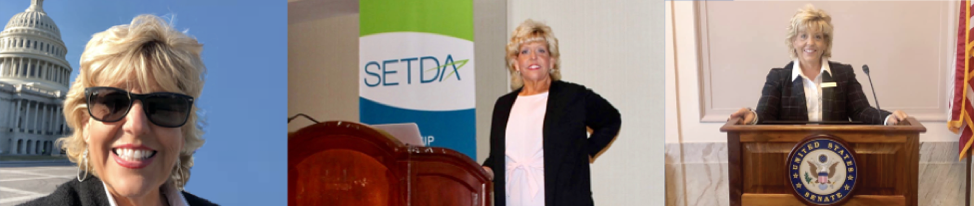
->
xmin=822 ymin=82 xmax=837 ymax=88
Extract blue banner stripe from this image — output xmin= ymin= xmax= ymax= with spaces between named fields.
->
xmin=359 ymin=97 xmax=477 ymax=159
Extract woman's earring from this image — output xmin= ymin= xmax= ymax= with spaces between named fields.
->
xmin=516 ymin=70 xmax=521 ymax=76
xmin=175 ymin=157 xmax=186 ymax=189
xmin=549 ymin=68 xmax=554 ymax=74
xmin=77 ymin=147 xmax=88 ymax=182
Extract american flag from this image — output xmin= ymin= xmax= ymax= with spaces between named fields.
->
xmin=950 ymin=0 xmax=974 ymax=161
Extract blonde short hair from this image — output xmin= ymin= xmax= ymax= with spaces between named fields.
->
xmin=506 ymin=19 xmax=561 ymax=90
xmin=786 ymin=4 xmax=834 ymax=59
xmin=57 ymin=14 xmax=206 ymax=188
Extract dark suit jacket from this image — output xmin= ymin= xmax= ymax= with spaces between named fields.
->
xmin=482 ymin=80 xmax=621 ymax=206
xmin=755 ymin=61 xmax=891 ymax=124
xmin=19 ymin=176 xmax=217 ymax=206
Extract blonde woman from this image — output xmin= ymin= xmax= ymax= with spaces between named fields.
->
xmin=21 ymin=14 xmax=215 ymax=206
xmin=481 ymin=19 xmax=621 ymax=206
xmin=729 ymin=4 xmax=908 ymax=125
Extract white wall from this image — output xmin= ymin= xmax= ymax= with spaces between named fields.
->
xmin=472 ymin=0 xmax=509 ymax=165
xmin=288 ymin=14 xmax=360 ymax=132
xmin=508 ymin=0 xmax=665 ymax=205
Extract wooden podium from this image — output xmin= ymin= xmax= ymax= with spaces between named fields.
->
xmin=288 ymin=121 xmax=492 ymax=206
xmin=720 ymin=117 xmax=925 ymax=206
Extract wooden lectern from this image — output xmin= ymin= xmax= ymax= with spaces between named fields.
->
xmin=721 ymin=117 xmax=925 ymax=206
xmin=288 ymin=121 xmax=492 ymax=206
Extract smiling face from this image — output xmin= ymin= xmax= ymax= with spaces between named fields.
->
xmin=84 ymin=74 xmax=183 ymax=198
xmin=514 ymin=41 xmax=554 ymax=84
xmin=792 ymin=27 xmax=826 ymax=65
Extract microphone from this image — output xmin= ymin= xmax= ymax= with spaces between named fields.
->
xmin=862 ymin=65 xmax=882 ymax=124
xmin=288 ymin=113 xmax=320 ymax=124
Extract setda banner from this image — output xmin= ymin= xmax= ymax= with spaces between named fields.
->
xmin=358 ymin=0 xmax=476 ymax=159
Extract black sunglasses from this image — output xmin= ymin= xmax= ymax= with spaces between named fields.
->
xmin=85 ymin=87 xmax=195 ymax=128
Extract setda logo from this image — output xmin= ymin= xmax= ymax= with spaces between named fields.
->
xmin=363 ymin=54 xmax=470 ymax=87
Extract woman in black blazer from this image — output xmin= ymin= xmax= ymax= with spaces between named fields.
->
xmin=729 ymin=4 xmax=908 ymax=125
xmin=481 ymin=19 xmax=621 ymax=206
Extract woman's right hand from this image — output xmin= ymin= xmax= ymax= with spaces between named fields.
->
xmin=482 ymin=166 xmax=494 ymax=180
xmin=729 ymin=108 xmax=756 ymax=125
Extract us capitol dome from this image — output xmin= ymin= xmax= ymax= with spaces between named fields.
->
xmin=0 ymin=0 xmax=72 ymax=155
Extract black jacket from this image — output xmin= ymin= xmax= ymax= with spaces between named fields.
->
xmin=483 ymin=80 xmax=621 ymax=206
xmin=755 ymin=61 xmax=891 ymax=124
xmin=18 ymin=176 xmax=217 ymax=206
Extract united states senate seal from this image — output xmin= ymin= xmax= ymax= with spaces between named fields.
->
xmin=787 ymin=135 xmax=858 ymax=205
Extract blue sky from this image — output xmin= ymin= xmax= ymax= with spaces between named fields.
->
xmin=1 ymin=0 xmax=287 ymax=205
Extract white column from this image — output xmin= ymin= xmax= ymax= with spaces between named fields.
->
xmin=27 ymin=59 xmax=33 ymax=78
xmin=16 ymin=57 xmax=21 ymax=77
xmin=55 ymin=106 xmax=62 ymax=135
xmin=33 ymin=59 xmax=38 ymax=79
xmin=30 ymin=101 xmax=37 ymax=133
xmin=7 ymin=101 xmax=13 ymax=130
xmin=41 ymin=62 xmax=47 ymax=81
xmin=50 ymin=104 xmax=56 ymax=134
xmin=7 ymin=100 xmax=14 ymax=130
xmin=42 ymin=104 xmax=49 ymax=134
xmin=23 ymin=101 xmax=30 ymax=133
xmin=45 ymin=104 xmax=51 ymax=134
xmin=57 ymin=67 xmax=62 ymax=84
xmin=25 ymin=101 xmax=31 ymax=133
xmin=13 ymin=100 xmax=22 ymax=132
xmin=5 ymin=100 xmax=11 ymax=129
xmin=43 ymin=62 xmax=47 ymax=81
xmin=29 ymin=102 xmax=36 ymax=134
xmin=37 ymin=104 xmax=44 ymax=134
xmin=46 ymin=105 xmax=51 ymax=134
xmin=38 ymin=103 xmax=44 ymax=134
xmin=3 ymin=57 xmax=8 ymax=76
xmin=44 ymin=104 xmax=50 ymax=134
xmin=2 ymin=58 xmax=8 ymax=76
xmin=24 ymin=58 xmax=29 ymax=78
xmin=39 ymin=62 xmax=45 ymax=80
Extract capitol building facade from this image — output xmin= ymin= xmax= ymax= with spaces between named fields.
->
xmin=0 ymin=0 xmax=72 ymax=155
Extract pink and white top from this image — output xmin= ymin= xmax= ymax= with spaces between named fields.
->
xmin=505 ymin=91 xmax=548 ymax=206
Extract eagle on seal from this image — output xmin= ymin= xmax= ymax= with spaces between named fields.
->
xmin=807 ymin=154 xmax=839 ymax=189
